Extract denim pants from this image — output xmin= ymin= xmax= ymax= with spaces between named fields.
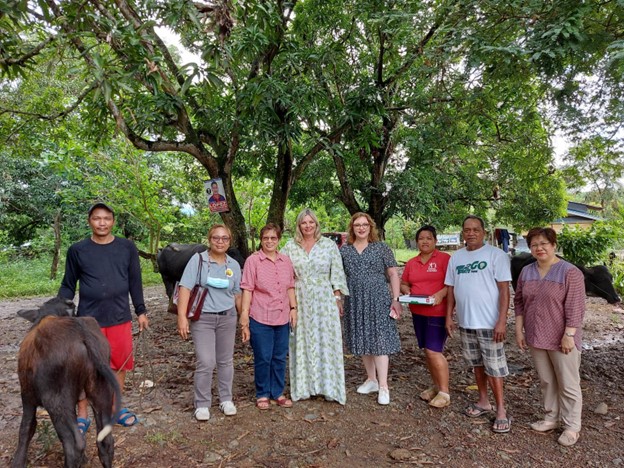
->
xmin=190 ymin=307 xmax=237 ymax=408
xmin=249 ymin=318 xmax=289 ymax=399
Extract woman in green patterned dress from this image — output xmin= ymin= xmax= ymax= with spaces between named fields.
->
xmin=281 ymin=209 xmax=349 ymax=404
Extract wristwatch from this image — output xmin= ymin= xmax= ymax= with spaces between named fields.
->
xmin=565 ymin=332 xmax=575 ymax=337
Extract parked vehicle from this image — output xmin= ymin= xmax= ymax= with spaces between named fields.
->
xmin=322 ymin=232 xmax=348 ymax=248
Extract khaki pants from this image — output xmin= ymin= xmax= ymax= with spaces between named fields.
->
xmin=530 ymin=346 xmax=582 ymax=432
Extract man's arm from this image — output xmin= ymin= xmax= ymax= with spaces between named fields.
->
xmin=445 ymin=285 xmax=456 ymax=338
xmin=128 ymin=242 xmax=148 ymax=330
xmin=494 ymin=281 xmax=510 ymax=342
xmin=58 ymin=246 xmax=79 ymax=300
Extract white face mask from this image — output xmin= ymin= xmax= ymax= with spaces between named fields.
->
xmin=206 ymin=277 xmax=229 ymax=289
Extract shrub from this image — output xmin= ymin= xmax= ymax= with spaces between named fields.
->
xmin=557 ymin=223 xmax=615 ymax=266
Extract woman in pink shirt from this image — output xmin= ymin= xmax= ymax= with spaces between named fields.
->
xmin=515 ymin=227 xmax=585 ymax=447
xmin=240 ymin=223 xmax=298 ymax=410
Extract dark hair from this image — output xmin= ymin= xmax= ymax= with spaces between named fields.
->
xmin=260 ymin=223 xmax=282 ymax=240
xmin=88 ymin=202 xmax=115 ymax=219
xmin=416 ymin=225 xmax=437 ymax=240
xmin=526 ymin=227 xmax=557 ymax=247
xmin=211 ymin=181 xmax=218 ymax=188
xmin=462 ymin=215 xmax=485 ymax=230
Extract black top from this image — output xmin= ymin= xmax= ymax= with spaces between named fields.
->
xmin=58 ymin=237 xmax=146 ymax=327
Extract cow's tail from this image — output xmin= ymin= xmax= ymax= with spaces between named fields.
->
xmin=78 ymin=322 xmax=123 ymax=442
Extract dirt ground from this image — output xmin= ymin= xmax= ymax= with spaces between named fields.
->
xmin=1 ymin=284 xmax=623 ymax=467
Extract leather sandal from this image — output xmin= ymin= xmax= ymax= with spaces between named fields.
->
xmin=419 ymin=386 xmax=438 ymax=402
xmin=429 ymin=391 xmax=450 ymax=408
xmin=256 ymin=398 xmax=270 ymax=410
xmin=272 ymin=395 xmax=293 ymax=408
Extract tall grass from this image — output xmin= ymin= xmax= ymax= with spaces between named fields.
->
xmin=0 ymin=255 xmax=162 ymax=299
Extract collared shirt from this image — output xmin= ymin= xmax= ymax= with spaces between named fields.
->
xmin=241 ymin=250 xmax=295 ymax=326
xmin=402 ymin=249 xmax=450 ymax=317
xmin=179 ymin=251 xmax=241 ymax=313
xmin=514 ymin=260 xmax=585 ymax=351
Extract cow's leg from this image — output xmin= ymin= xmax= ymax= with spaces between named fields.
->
xmin=91 ymin=386 xmax=115 ymax=468
xmin=47 ymin=404 xmax=85 ymax=468
xmin=11 ymin=401 xmax=37 ymax=468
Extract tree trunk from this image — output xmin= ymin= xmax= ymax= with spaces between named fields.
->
xmin=266 ymin=141 xmax=293 ymax=230
xmin=50 ymin=210 xmax=61 ymax=280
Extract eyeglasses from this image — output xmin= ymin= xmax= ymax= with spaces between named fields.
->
xmin=353 ymin=223 xmax=370 ymax=229
xmin=211 ymin=236 xmax=231 ymax=243
xmin=262 ymin=236 xmax=279 ymax=241
xmin=530 ymin=242 xmax=550 ymax=249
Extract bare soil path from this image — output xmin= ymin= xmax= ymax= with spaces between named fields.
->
xmin=1 ymin=285 xmax=623 ymax=467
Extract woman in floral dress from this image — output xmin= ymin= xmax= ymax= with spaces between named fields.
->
xmin=281 ymin=209 xmax=349 ymax=404
xmin=340 ymin=213 xmax=401 ymax=405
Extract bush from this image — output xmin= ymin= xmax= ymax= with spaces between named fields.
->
xmin=557 ymin=223 xmax=615 ymax=266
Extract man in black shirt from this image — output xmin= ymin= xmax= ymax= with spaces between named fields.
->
xmin=59 ymin=202 xmax=148 ymax=430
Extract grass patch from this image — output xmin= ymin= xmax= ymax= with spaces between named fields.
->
xmin=144 ymin=430 xmax=182 ymax=446
xmin=0 ymin=255 xmax=162 ymax=299
xmin=393 ymin=248 xmax=418 ymax=264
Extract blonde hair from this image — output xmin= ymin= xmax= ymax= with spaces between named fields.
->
xmin=294 ymin=208 xmax=321 ymax=244
xmin=347 ymin=212 xmax=379 ymax=244
xmin=207 ymin=224 xmax=232 ymax=248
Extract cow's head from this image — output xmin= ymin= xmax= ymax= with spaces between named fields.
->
xmin=17 ymin=297 xmax=76 ymax=323
xmin=585 ymin=266 xmax=621 ymax=304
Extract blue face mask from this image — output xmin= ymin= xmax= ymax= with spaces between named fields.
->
xmin=206 ymin=277 xmax=229 ymax=289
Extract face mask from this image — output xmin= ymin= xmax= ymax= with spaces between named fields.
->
xmin=206 ymin=277 xmax=229 ymax=289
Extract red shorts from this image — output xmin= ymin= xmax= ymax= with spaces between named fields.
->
xmin=100 ymin=321 xmax=134 ymax=371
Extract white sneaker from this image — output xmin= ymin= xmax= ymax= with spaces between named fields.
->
xmin=378 ymin=387 xmax=390 ymax=405
xmin=194 ymin=407 xmax=210 ymax=421
xmin=219 ymin=401 xmax=237 ymax=416
xmin=356 ymin=380 xmax=379 ymax=394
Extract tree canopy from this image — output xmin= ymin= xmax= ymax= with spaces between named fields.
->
xmin=1 ymin=0 xmax=622 ymax=250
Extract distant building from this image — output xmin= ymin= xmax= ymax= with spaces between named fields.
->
xmin=549 ymin=201 xmax=603 ymax=232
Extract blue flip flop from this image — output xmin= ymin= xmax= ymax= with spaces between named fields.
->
xmin=116 ymin=408 xmax=139 ymax=427
xmin=77 ymin=417 xmax=91 ymax=435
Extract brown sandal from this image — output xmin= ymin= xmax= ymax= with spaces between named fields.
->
xmin=272 ymin=395 xmax=293 ymax=408
xmin=256 ymin=398 xmax=270 ymax=410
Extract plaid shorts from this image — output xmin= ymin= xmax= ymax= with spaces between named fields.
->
xmin=459 ymin=328 xmax=509 ymax=377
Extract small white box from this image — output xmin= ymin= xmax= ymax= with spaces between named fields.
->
xmin=398 ymin=294 xmax=435 ymax=305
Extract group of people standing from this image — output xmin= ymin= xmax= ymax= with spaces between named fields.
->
xmin=175 ymin=211 xmax=585 ymax=447
xmin=57 ymin=203 xmax=585 ymax=448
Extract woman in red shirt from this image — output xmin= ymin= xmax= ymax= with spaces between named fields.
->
xmin=400 ymin=225 xmax=451 ymax=408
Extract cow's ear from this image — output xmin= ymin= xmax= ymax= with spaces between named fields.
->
xmin=62 ymin=298 xmax=76 ymax=316
xmin=17 ymin=309 xmax=39 ymax=322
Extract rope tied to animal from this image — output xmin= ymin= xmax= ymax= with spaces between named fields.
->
xmin=122 ymin=329 xmax=158 ymax=409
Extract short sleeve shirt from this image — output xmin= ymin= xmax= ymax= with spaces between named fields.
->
xmin=180 ymin=251 xmax=241 ymax=313
xmin=241 ymin=250 xmax=295 ymax=326
xmin=401 ymin=249 xmax=450 ymax=317
xmin=445 ymin=244 xmax=511 ymax=329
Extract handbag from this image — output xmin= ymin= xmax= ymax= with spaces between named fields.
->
xmin=169 ymin=253 xmax=208 ymax=321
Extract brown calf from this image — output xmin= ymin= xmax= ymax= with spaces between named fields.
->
xmin=12 ymin=297 xmax=121 ymax=468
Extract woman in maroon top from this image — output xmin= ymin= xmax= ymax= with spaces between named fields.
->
xmin=400 ymin=225 xmax=451 ymax=408
xmin=514 ymin=227 xmax=585 ymax=447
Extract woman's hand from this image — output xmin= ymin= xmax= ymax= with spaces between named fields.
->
xmin=290 ymin=308 xmax=298 ymax=329
xmin=432 ymin=290 xmax=445 ymax=306
xmin=390 ymin=300 xmax=402 ymax=320
xmin=561 ymin=335 xmax=575 ymax=354
xmin=241 ymin=325 xmax=250 ymax=343
xmin=239 ymin=312 xmax=250 ymax=343
xmin=177 ymin=315 xmax=190 ymax=340
xmin=516 ymin=329 xmax=526 ymax=351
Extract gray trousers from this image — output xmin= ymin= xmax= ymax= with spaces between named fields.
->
xmin=190 ymin=307 xmax=237 ymax=408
